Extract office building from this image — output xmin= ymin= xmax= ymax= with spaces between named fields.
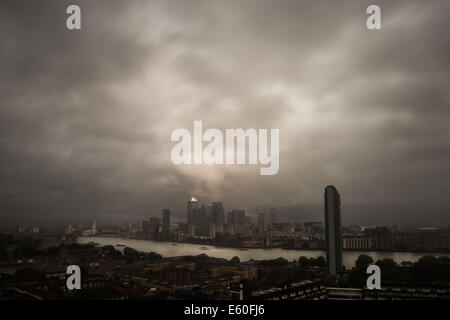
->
xmin=258 ymin=213 xmax=267 ymax=233
xmin=192 ymin=205 xmax=212 ymax=237
xmin=212 ymin=202 xmax=225 ymax=226
xmin=187 ymin=197 xmax=199 ymax=226
xmin=90 ymin=220 xmax=97 ymax=236
xmin=269 ymin=208 xmax=277 ymax=231
xmin=149 ymin=217 xmax=160 ymax=240
xmin=324 ymin=185 xmax=342 ymax=276
xmin=343 ymin=234 xmax=371 ymax=250
xmin=227 ymin=209 xmax=246 ymax=234
xmin=162 ymin=209 xmax=171 ymax=240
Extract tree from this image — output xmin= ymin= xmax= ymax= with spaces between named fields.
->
xmin=375 ymin=258 xmax=397 ymax=282
xmin=101 ymin=245 xmax=122 ymax=256
xmin=298 ymin=257 xmax=310 ymax=268
xmin=355 ymin=255 xmax=374 ymax=273
xmin=348 ymin=255 xmax=374 ymax=288
xmin=147 ymin=251 xmax=162 ymax=260
xmin=316 ymin=256 xmax=326 ymax=268
xmin=412 ymin=256 xmax=441 ymax=283
xmin=229 ymin=256 xmax=240 ymax=265
xmin=123 ymin=247 xmax=139 ymax=257
xmin=437 ymin=256 xmax=450 ymax=283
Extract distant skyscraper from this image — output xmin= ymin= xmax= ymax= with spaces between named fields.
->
xmin=269 ymin=208 xmax=277 ymax=230
xmin=209 ymin=224 xmax=217 ymax=238
xmin=187 ymin=197 xmax=199 ymax=226
xmin=227 ymin=209 xmax=246 ymax=234
xmin=90 ymin=220 xmax=97 ymax=235
xmin=65 ymin=225 xmax=73 ymax=235
xmin=162 ymin=209 xmax=171 ymax=240
xmin=258 ymin=213 xmax=267 ymax=233
xmin=149 ymin=217 xmax=160 ymax=240
xmin=324 ymin=185 xmax=342 ymax=276
xmin=228 ymin=210 xmax=244 ymax=225
xmin=212 ymin=202 xmax=225 ymax=225
xmin=142 ymin=220 xmax=150 ymax=233
xmin=212 ymin=202 xmax=225 ymax=234
xmin=193 ymin=205 xmax=212 ymax=237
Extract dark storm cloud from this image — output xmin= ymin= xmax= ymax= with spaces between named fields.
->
xmin=0 ymin=0 xmax=449 ymax=226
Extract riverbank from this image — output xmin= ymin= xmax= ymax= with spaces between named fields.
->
xmin=77 ymin=236 xmax=450 ymax=269
xmin=91 ymin=234 xmax=450 ymax=254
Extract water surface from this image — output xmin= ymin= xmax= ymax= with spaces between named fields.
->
xmin=77 ymin=236 xmax=450 ymax=269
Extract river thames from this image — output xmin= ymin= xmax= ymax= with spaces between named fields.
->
xmin=77 ymin=236 xmax=450 ymax=269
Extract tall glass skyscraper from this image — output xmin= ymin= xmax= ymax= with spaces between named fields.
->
xmin=162 ymin=208 xmax=171 ymax=240
xmin=186 ymin=197 xmax=198 ymax=226
xmin=258 ymin=212 xmax=267 ymax=233
xmin=269 ymin=208 xmax=277 ymax=231
xmin=324 ymin=185 xmax=342 ymax=276
xmin=227 ymin=209 xmax=246 ymax=234
xmin=212 ymin=202 xmax=225 ymax=226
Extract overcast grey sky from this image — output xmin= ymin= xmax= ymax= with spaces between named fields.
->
xmin=0 ymin=0 xmax=449 ymax=226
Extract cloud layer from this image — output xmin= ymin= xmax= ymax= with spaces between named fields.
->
xmin=0 ymin=0 xmax=449 ymax=226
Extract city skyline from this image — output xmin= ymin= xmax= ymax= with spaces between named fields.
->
xmin=1 ymin=191 xmax=449 ymax=229
xmin=2 ymin=197 xmax=450 ymax=228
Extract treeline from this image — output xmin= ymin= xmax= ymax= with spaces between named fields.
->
xmin=1 ymin=242 xmax=98 ymax=259
xmin=120 ymin=246 xmax=162 ymax=263
xmin=345 ymin=254 xmax=450 ymax=287
xmin=296 ymin=256 xmax=326 ymax=268
xmin=0 ymin=241 xmax=164 ymax=262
